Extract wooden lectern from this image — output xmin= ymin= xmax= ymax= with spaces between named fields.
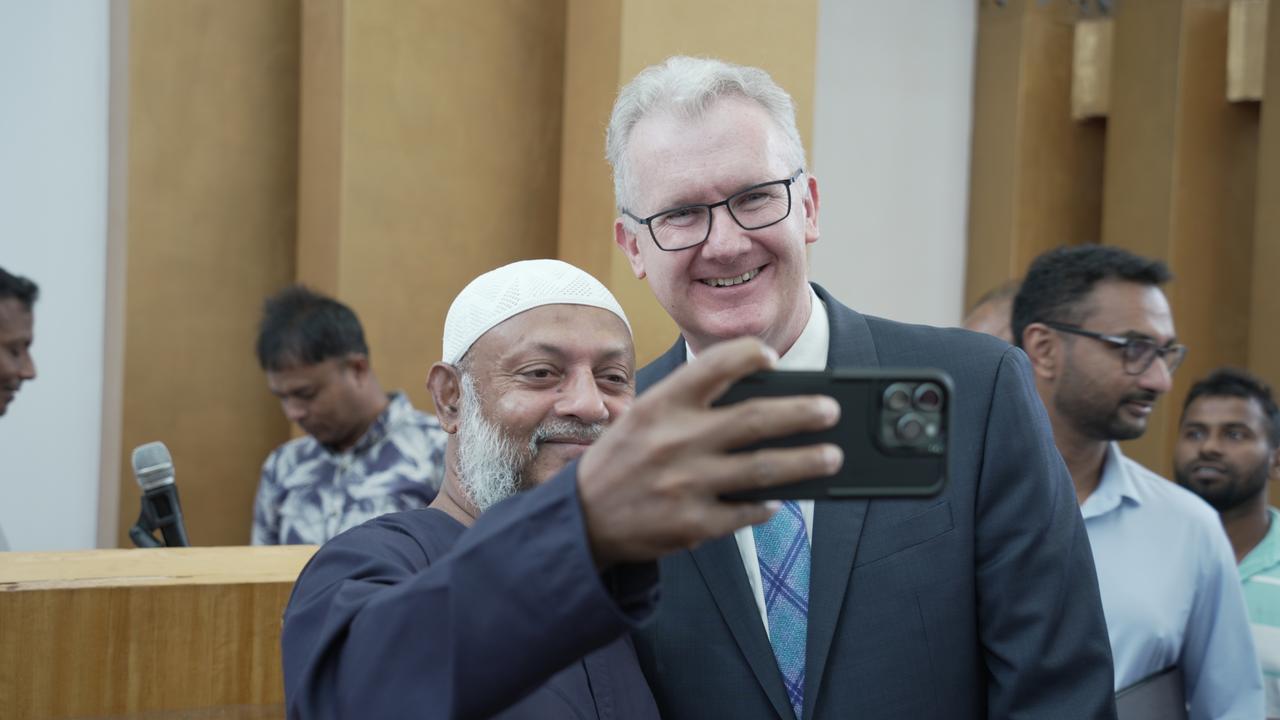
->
xmin=0 ymin=546 xmax=317 ymax=720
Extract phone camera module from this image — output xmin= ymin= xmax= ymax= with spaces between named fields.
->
xmin=896 ymin=413 xmax=927 ymax=443
xmin=913 ymin=383 xmax=942 ymax=412
xmin=884 ymin=383 xmax=913 ymax=412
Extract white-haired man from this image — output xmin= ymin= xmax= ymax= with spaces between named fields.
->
xmin=608 ymin=56 xmax=1117 ymax=719
xmin=281 ymin=260 xmax=842 ymax=719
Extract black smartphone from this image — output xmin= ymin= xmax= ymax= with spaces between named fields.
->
xmin=713 ymin=369 xmax=952 ymax=500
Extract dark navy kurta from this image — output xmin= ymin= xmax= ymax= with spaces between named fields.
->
xmin=282 ymin=466 xmax=662 ymax=720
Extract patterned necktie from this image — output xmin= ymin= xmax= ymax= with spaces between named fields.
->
xmin=753 ymin=500 xmax=811 ymax=720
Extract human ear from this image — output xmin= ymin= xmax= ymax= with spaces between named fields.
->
xmin=427 ymin=362 xmax=463 ymax=434
xmin=1020 ymin=324 xmax=1060 ymax=381
xmin=345 ymin=354 xmax=371 ymax=383
xmin=615 ymin=218 xmax=646 ymax=279
xmin=801 ymin=174 xmax=820 ymax=245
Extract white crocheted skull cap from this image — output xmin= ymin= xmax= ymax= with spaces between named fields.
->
xmin=442 ymin=259 xmax=631 ymax=365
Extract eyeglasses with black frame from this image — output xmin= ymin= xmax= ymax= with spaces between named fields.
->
xmin=621 ymin=168 xmax=805 ymax=252
xmin=1041 ymin=321 xmax=1188 ymax=375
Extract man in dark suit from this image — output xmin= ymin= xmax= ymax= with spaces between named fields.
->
xmin=606 ymin=56 xmax=1118 ymax=719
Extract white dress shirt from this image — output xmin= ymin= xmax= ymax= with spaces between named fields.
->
xmin=686 ymin=285 xmax=826 ymax=633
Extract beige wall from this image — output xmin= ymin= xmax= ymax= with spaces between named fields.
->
xmin=966 ymin=0 xmax=1277 ymax=494
xmin=966 ymin=0 xmax=1103 ymax=308
xmin=298 ymin=0 xmax=568 ymax=411
xmin=110 ymin=0 xmax=1277 ymax=540
xmin=110 ymin=0 xmax=818 ymax=545
xmin=1102 ymin=0 xmax=1259 ymax=477
xmin=116 ymin=0 xmax=300 ymax=546
xmin=1251 ymin=0 xmax=1280 ymax=507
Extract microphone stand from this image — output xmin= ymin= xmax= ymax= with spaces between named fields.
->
xmin=128 ymin=520 xmax=164 ymax=548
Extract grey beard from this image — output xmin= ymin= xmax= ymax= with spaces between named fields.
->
xmin=454 ymin=375 xmax=608 ymax=513
xmin=455 ymin=376 xmax=530 ymax=513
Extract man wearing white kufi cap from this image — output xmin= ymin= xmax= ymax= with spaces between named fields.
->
xmin=282 ymin=259 xmax=656 ymax=719
xmin=282 ymin=259 xmax=842 ymax=719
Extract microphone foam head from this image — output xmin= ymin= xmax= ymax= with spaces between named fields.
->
xmin=132 ymin=441 xmax=174 ymax=491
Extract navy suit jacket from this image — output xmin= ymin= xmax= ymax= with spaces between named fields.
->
xmin=282 ymin=469 xmax=661 ymax=720
xmin=632 ymin=284 xmax=1117 ymax=720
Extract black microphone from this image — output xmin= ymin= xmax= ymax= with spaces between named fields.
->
xmin=129 ymin=441 xmax=191 ymax=548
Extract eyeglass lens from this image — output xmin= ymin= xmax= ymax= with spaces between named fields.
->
xmin=1122 ymin=339 xmax=1185 ymax=374
xmin=650 ymin=180 xmax=792 ymax=250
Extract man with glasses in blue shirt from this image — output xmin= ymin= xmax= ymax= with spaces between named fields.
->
xmin=1014 ymin=245 xmax=1263 ymax=719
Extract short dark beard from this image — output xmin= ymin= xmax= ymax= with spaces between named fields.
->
xmin=1174 ymin=459 xmax=1270 ymax=513
xmin=1055 ymin=358 xmax=1157 ymax=442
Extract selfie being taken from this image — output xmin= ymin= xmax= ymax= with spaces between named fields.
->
xmin=2 ymin=2 xmax=1274 ymax=719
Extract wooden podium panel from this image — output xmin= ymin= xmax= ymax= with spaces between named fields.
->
xmin=0 ymin=546 xmax=317 ymax=720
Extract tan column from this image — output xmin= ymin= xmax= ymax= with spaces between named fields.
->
xmin=1250 ymin=0 xmax=1280 ymax=506
xmin=965 ymin=0 xmax=1106 ymax=309
xmin=1102 ymin=0 xmax=1260 ymax=476
xmin=297 ymin=0 xmax=568 ymax=402
xmin=115 ymin=0 xmax=300 ymax=546
xmin=559 ymin=0 xmax=819 ymax=364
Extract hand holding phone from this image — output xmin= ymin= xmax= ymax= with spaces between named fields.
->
xmin=714 ymin=369 xmax=952 ymax=500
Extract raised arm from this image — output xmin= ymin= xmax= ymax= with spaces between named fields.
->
xmin=282 ymin=469 xmax=652 ymax=720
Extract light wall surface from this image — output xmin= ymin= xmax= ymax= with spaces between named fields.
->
xmin=0 ymin=2 xmax=979 ymax=551
xmin=0 ymin=1 xmax=109 ymax=550
xmin=810 ymin=0 xmax=976 ymax=327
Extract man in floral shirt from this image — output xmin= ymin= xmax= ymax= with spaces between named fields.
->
xmin=251 ymin=286 xmax=446 ymax=545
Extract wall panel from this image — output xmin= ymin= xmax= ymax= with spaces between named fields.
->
xmin=116 ymin=0 xmax=300 ymax=546
xmin=1103 ymin=0 xmax=1259 ymax=476
xmin=1250 ymin=0 xmax=1280 ymax=506
xmin=966 ymin=0 xmax=1104 ymax=309
xmin=297 ymin=0 xmax=567 ymax=408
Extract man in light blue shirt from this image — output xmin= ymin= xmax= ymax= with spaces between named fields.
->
xmin=1013 ymin=245 xmax=1263 ymax=719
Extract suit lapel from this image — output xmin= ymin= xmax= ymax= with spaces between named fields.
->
xmin=636 ymin=338 xmax=687 ymax=393
xmin=803 ymin=285 xmax=879 ymax=720
xmin=641 ymin=296 xmax=883 ymax=720
xmin=688 ymin=537 xmax=796 ymax=720
xmin=640 ymin=338 xmax=794 ymax=716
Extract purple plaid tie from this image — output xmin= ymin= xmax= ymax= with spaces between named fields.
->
xmin=753 ymin=500 xmax=810 ymax=719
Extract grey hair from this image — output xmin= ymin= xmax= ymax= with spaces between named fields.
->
xmin=605 ymin=56 xmax=808 ymax=215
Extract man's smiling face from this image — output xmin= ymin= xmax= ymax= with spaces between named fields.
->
xmin=614 ymin=95 xmax=820 ymax=355
xmin=453 ymin=304 xmax=636 ymax=509
xmin=0 ymin=298 xmax=36 ymax=416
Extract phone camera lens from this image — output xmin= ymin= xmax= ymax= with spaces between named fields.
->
xmin=896 ymin=413 xmax=926 ymax=443
xmin=884 ymin=383 xmax=913 ymax=412
xmin=913 ymin=383 xmax=942 ymax=412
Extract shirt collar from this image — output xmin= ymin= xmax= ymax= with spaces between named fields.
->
xmin=684 ymin=285 xmax=829 ymax=369
xmin=1240 ymin=506 xmax=1280 ymax=580
xmin=1080 ymin=442 xmax=1142 ymax=520
xmin=346 ymin=392 xmax=410 ymax=455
